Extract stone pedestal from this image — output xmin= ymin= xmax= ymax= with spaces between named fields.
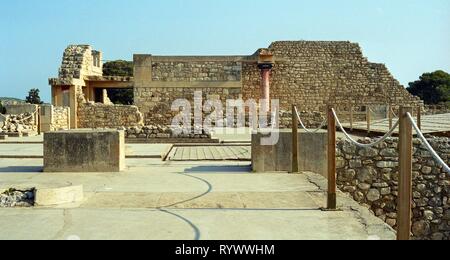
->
xmin=252 ymin=129 xmax=328 ymax=177
xmin=44 ymin=130 xmax=125 ymax=172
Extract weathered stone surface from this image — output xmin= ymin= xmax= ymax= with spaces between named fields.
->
xmin=380 ymin=148 xmax=398 ymax=157
xmin=336 ymin=137 xmax=450 ymax=240
xmin=357 ymin=167 xmax=376 ymax=183
xmin=44 ymin=130 xmax=125 ymax=172
xmin=0 ymin=188 xmax=35 ymax=208
xmin=367 ymin=189 xmax=381 ymax=202
xmin=376 ymin=161 xmax=399 ymax=168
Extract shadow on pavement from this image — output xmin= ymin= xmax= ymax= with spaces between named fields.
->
xmin=184 ymin=165 xmax=252 ymax=174
xmin=0 ymin=166 xmax=43 ymax=173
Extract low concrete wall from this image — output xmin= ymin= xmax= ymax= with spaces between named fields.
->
xmin=5 ymin=104 xmax=38 ymax=115
xmin=252 ymin=130 xmax=327 ymax=177
xmin=44 ymin=130 xmax=125 ymax=172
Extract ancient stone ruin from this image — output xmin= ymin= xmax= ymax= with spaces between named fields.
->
xmin=48 ymin=41 xmax=421 ymax=133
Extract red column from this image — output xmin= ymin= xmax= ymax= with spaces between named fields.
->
xmin=260 ymin=67 xmax=272 ymax=112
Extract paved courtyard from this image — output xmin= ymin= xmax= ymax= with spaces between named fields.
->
xmin=0 ymin=137 xmax=395 ymax=240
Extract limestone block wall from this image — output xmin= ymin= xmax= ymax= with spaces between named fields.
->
xmin=58 ymin=45 xmax=102 ymax=80
xmin=151 ymin=61 xmax=241 ymax=82
xmin=242 ymin=41 xmax=421 ymax=114
xmin=4 ymin=104 xmax=38 ymax=115
xmin=134 ymin=87 xmax=242 ymax=125
xmin=336 ymin=137 xmax=450 ymax=240
xmin=51 ymin=106 xmax=70 ymax=131
xmin=77 ymin=102 xmax=144 ymax=129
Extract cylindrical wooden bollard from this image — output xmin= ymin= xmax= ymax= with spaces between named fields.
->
xmin=327 ymin=105 xmax=336 ymax=210
xmin=397 ymin=106 xmax=413 ymax=240
xmin=366 ymin=106 xmax=371 ymax=135
xmin=291 ymin=105 xmax=299 ymax=173
xmin=37 ymin=107 xmax=41 ymax=135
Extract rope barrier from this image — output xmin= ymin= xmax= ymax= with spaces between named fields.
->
xmin=407 ymin=113 xmax=450 ymax=174
xmin=294 ymin=106 xmax=327 ymax=133
xmin=0 ymin=110 xmax=38 ymax=123
xmin=20 ymin=110 xmax=38 ymax=122
xmin=332 ymin=108 xmax=400 ymax=148
xmin=391 ymin=107 xmax=399 ymax=118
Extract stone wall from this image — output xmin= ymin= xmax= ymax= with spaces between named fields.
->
xmin=151 ymin=61 xmax=241 ymax=82
xmin=336 ymin=137 xmax=450 ymax=240
xmin=124 ymin=125 xmax=211 ymax=139
xmin=5 ymin=104 xmax=38 ymax=115
xmin=134 ymin=87 xmax=242 ymax=125
xmin=51 ymin=106 xmax=70 ymax=131
xmin=0 ymin=113 xmax=37 ymax=134
xmin=58 ymin=45 xmax=102 ymax=81
xmin=78 ymin=102 xmax=144 ymax=128
xmin=133 ymin=41 xmax=420 ymax=127
xmin=242 ymin=41 xmax=421 ymax=115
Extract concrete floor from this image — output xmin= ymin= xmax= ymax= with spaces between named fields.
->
xmin=0 ymin=154 xmax=395 ymax=240
xmin=0 ymin=142 xmax=171 ymax=158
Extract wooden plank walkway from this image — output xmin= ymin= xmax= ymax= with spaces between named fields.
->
xmin=342 ymin=113 xmax=450 ymax=135
xmin=170 ymin=146 xmax=251 ymax=161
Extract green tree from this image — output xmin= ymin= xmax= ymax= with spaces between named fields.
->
xmin=407 ymin=70 xmax=450 ymax=105
xmin=25 ymin=88 xmax=44 ymax=104
xmin=102 ymin=60 xmax=134 ymax=105
xmin=103 ymin=60 xmax=133 ymax=77
xmin=0 ymin=102 xmax=5 ymax=114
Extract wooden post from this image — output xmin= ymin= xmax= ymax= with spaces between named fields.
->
xmin=37 ymin=106 xmax=41 ymax=135
xmin=291 ymin=105 xmax=299 ymax=173
xmin=397 ymin=106 xmax=413 ymax=241
xmin=350 ymin=105 xmax=354 ymax=131
xmin=327 ymin=105 xmax=336 ymax=210
xmin=417 ymin=106 xmax=422 ymax=130
xmin=366 ymin=106 xmax=371 ymax=135
xmin=388 ymin=105 xmax=393 ymax=130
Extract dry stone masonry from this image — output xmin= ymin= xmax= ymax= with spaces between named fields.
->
xmin=58 ymin=45 xmax=102 ymax=81
xmin=78 ymin=102 xmax=144 ymax=129
xmin=0 ymin=188 xmax=35 ymax=208
xmin=0 ymin=113 xmax=37 ymax=135
xmin=50 ymin=41 xmax=422 ymax=130
xmin=151 ymin=61 xmax=242 ymax=82
xmin=51 ymin=106 xmax=70 ymax=131
xmin=336 ymin=137 xmax=450 ymax=240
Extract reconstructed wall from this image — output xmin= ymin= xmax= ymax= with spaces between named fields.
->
xmin=336 ymin=137 xmax=450 ymax=240
xmin=58 ymin=45 xmax=102 ymax=81
xmin=77 ymin=102 xmax=143 ymax=129
xmin=52 ymin=106 xmax=70 ymax=131
xmin=133 ymin=55 xmax=245 ymax=125
xmin=134 ymin=87 xmax=241 ymax=125
xmin=5 ymin=104 xmax=38 ymax=115
xmin=151 ymin=61 xmax=241 ymax=82
xmin=132 ymin=41 xmax=420 ymax=126
xmin=242 ymin=41 xmax=420 ymax=113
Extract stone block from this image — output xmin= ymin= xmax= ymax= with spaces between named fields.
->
xmin=44 ymin=130 xmax=125 ymax=172
xmin=252 ymin=129 xmax=327 ymax=177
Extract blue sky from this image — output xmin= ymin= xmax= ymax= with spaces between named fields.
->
xmin=0 ymin=0 xmax=449 ymax=102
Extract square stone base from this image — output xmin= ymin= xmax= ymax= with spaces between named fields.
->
xmin=44 ymin=130 xmax=125 ymax=172
xmin=252 ymin=129 xmax=327 ymax=177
